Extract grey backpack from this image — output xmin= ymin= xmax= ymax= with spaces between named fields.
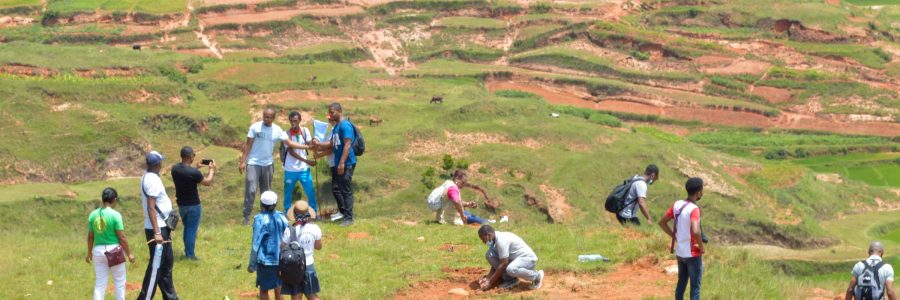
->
xmin=855 ymin=260 xmax=886 ymax=300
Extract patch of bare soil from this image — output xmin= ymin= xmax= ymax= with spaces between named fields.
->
xmin=348 ymin=232 xmax=370 ymax=240
xmin=203 ymin=0 xmax=270 ymax=4
xmin=806 ymin=287 xmax=842 ymax=300
xmin=700 ymin=58 xmax=771 ymax=75
xmin=253 ymin=89 xmax=361 ymax=104
xmin=395 ymin=259 xmax=676 ymax=300
xmin=200 ymin=5 xmax=364 ymax=26
xmin=676 ymin=155 xmax=739 ymax=197
xmin=539 ymin=184 xmax=572 ymax=223
xmin=752 ymin=86 xmax=793 ymax=103
xmin=107 ymin=282 xmax=141 ymax=293
xmin=694 ymin=55 xmax=734 ymax=66
xmin=400 ymin=130 xmax=541 ymax=161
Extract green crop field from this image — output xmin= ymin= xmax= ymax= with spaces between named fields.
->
xmin=1 ymin=0 xmax=899 ymax=299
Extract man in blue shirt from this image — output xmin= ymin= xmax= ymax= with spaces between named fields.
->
xmin=313 ymin=103 xmax=357 ymax=226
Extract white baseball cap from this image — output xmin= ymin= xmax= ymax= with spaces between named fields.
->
xmin=260 ymin=191 xmax=278 ymax=205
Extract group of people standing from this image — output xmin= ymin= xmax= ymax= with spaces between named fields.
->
xmin=85 ymin=103 xmax=359 ymax=299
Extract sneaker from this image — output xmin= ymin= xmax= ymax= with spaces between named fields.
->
xmin=331 ymin=212 xmax=344 ymax=221
xmin=242 ymin=216 xmax=249 ymax=226
xmin=187 ymin=256 xmax=199 ymax=261
xmin=530 ymin=270 xmax=544 ymax=290
xmin=340 ymin=219 xmax=354 ymax=227
xmin=499 ymin=279 xmax=519 ymax=289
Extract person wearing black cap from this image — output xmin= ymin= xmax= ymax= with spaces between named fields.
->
xmin=617 ymin=164 xmax=659 ymax=226
xmin=171 ymin=146 xmax=216 ymax=260
xmin=138 ymin=151 xmax=180 ymax=300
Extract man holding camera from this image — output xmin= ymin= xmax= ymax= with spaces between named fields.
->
xmin=171 ymin=146 xmax=216 ymax=260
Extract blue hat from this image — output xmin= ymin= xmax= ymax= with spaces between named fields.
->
xmin=146 ymin=151 xmax=164 ymax=166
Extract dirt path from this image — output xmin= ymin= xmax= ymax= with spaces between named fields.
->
xmin=199 ymin=6 xmax=364 ymax=26
xmin=190 ymin=1 xmax=224 ymax=59
xmin=485 ymin=80 xmax=900 ymax=137
xmin=395 ymin=260 xmax=677 ymax=299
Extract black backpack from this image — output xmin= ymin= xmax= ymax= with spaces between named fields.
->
xmin=855 ymin=260 xmax=886 ymax=300
xmin=604 ymin=177 xmax=645 ymax=213
xmin=349 ymin=120 xmax=365 ymax=156
xmin=278 ymin=226 xmax=307 ymax=286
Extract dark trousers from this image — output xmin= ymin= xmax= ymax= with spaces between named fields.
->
xmin=137 ymin=227 xmax=178 ymax=300
xmin=331 ymin=164 xmax=355 ymax=221
xmin=616 ymin=214 xmax=641 ymax=226
xmin=675 ymin=256 xmax=702 ymax=300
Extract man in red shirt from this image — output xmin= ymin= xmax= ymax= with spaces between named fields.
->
xmin=658 ymin=177 xmax=705 ymax=300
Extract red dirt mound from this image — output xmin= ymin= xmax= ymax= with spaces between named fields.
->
xmin=752 ymin=86 xmax=793 ymax=103
xmin=348 ymin=232 xmax=370 ymax=240
xmin=395 ymin=262 xmax=677 ymax=300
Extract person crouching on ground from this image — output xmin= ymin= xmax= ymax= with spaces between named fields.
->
xmin=658 ymin=177 xmax=705 ymax=300
xmin=477 ymin=225 xmax=544 ymax=291
xmin=282 ymin=201 xmax=323 ymax=300
xmin=248 ymin=191 xmax=290 ymax=300
xmin=436 ymin=169 xmax=488 ymax=225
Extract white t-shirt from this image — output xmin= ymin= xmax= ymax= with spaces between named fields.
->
xmin=852 ymin=255 xmax=895 ymax=284
xmin=282 ymin=223 xmax=323 ymax=265
xmin=141 ymin=172 xmax=173 ymax=230
xmin=494 ymin=231 xmax=537 ymax=261
xmin=619 ymin=175 xmax=648 ymax=219
xmin=246 ymin=121 xmax=288 ymax=166
xmin=284 ymin=127 xmax=312 ymax=172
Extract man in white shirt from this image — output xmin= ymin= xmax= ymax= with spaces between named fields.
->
xmin=137 ymin=151 xmax=180 ymax=300
xmin=846 ymin=242 xmax=897 ymax=300
xmin=282 ymin=111 xmax=317 ymax=214
xmin=618 ymin=164 xmax=659 ymax=226
xmin=477 ymin=225 xmax=544 ymax=291
xmin=239 ymin=108 xmax=312 ymax=225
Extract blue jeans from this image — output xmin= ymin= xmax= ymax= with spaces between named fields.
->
xmin=465 ymin=211 xmax=486 ymax=224
xmin=284 ymin=170 xmax=317 ymax=213
xmin=179 ymin=204 xmax=202 ymax=258
xmin=675 ymin=256 xmax=702 ymax=300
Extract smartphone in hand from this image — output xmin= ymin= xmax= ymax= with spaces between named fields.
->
xmin=201 ymin=159 xmax=213 ymax=166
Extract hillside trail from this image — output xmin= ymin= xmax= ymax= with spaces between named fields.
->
xmin=394 ymin=255 xmax=677 ymax=300
xmin=188 ymin=0 xmax=223 ymax=59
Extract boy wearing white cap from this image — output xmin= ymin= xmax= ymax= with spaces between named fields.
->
xmin=248 ymin=191 xmax=290 ymax=300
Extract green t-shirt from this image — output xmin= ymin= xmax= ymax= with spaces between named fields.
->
xmin=87 ymin=207 xmax=124 ymax=246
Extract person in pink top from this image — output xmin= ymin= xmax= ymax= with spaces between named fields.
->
xmin=437 ymin=170 xmax=487 ymax=225
xmin=658 ymin=177 xmax=705 ymax=300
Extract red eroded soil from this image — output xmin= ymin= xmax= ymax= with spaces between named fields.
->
xmin=395 ymin=262 xmax=676 ymax=300
xmin=486 ymin=80 xmax=900 ymax=137
xmin=752 ymin=86 xmax=793 ymax=103
xmin=348 ymin=232 xmax=370 ymax=239
xmin=701 ymin=59 xmax=771 ymax=75
xmin=201 ymin=6 xmax=364 ymax=26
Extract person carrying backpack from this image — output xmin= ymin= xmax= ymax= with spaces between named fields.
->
xmin=281 ymin=201 xmax=323 ymax=300
xmin=427 ymin=169 xmax=487 ymax=225
xmin=248 ymin=191 xmax=290 ymax=300
xmin=609 ymin=164 xmax=659 ymax=226
xmin=845 ymin=242 xmax=897 ymax=300
xmin=312 ymin=103 xmax=361 ymax=226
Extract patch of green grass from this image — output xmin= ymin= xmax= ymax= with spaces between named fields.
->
xmin=510 ymin=46 xmax=700 ymax=83
xmin=517 ymin=24 xmax=564 ymax=40
xmin=0 ymin=0 xmax=40 ymax=8
xmin=47 ymin=0 xmax=185 ymax=13
xmin=436 ymin=16 xmax=506 ymax=30
xmin=845 ymin=0 xmax=900 ymax=5
xmin=0 ymin=41 xmax=198 ymax=70
xmin=784 ymin=41 xmax=891 ymax=69
xmin=192 ymin=61 xmax=365 ymax=91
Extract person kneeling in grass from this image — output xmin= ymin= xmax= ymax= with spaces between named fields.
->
xmin=477 ymin=225 xmax=544 ymax=291
xmin=282 ymin=201 xmax=323 ymax=300
xmin=248 ymin=191 xmax=290 ymax=300
xmin=435 ymin=169 xmax=488 ymax=225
